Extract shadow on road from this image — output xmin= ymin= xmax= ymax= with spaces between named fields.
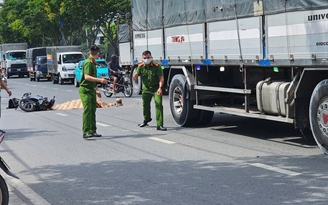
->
xmin=197 ymin=113 xmax=317 ymax=147
xmin=22 ymin=154 xmax=328 ymax=205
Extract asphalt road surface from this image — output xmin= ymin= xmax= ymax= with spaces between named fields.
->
xmin=0 ymin=77 xmax=327 ymax=205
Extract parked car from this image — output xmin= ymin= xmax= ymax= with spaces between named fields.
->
xmin=74 ymin=59 xmax=109 ymax=87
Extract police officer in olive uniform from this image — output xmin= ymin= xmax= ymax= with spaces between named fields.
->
xmin=79 ymin=45 xmax=107 ymax=139
xmin=133 ymin=50 xmax=167 ymax=131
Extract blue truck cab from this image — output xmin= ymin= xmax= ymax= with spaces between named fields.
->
xmin=34 ymin=56 xmax=51 ymax=81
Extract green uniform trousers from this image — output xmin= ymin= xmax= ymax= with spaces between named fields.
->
xmin=79 ymin=87 xmax=97 ymax=135
xmin=142 ymin=88 xmax=163 ymax=126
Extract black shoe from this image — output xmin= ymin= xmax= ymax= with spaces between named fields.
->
xmin=157 ymin=126 xmax=167 ymax=131
xmin=92 ymin=132 xmax=102 ymax=137
xmin=138 ymin=119 xmax=152 ymax=127
xmin=83 ymin=133 xmax=94 ymax=139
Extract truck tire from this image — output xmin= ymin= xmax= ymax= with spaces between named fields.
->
xmin=197 ymin=110 xmax=214 ymax=125
xmin=131 ymin=67 xmax=142 ymax=95
xmin=309 ymin=79 xmax=328 ymax=154
xmin=59 ymin=75 xmax=64 ymax=85
xmin=52 ymin=75 xmax=57 ymax=84
xmin=169 ymin=74 xmax=200 ymax=127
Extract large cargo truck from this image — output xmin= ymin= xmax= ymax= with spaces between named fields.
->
xmin=119 ymin=0 xmax=328 ymax=154
xmin=46 ymin=46 xmax=85 ymax=85
xmin=27 ymin=47 xmax=51 ymax=81
xmin=0 ymin=43 xmax=28 ymax=78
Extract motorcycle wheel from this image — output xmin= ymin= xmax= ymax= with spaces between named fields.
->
xmin=103 ymin=83 xmax=113 ymax=98
xmin=19 ymin=99 xmax=36 ymax=112
xmin=0 ymin=175 xmax=9 ymax=205
xmin=124 ymin=83 xmax=133 ymax=98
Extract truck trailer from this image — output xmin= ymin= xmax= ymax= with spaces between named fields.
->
xmin=27 ymin=47 xmax=51 ymax=81
xmin=46 ymin=46 xmax=85 ymax=85
xmin=0 ymin=43 xmax=28 ymax=78
xmin=119 ymin=0 xmax=328 ymax=154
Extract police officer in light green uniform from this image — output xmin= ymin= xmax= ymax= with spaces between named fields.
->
xmin=79 ymin=45 xmax=107 ymax=139
xmin=133 ymin=50 xmax=167 ymax=131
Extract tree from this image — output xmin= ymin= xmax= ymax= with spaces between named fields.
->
xmin=0 ymin=0 xmax=131 ymax=49
xmin=60 ymin=0 xmax=131 ymax=55
xmin=43 ymin=0 xmax=85 ymax=46
xmin=0 ymin=0 xmax=29 ymax=43
xmin=25 ymin=0 xmax=58 ymax=46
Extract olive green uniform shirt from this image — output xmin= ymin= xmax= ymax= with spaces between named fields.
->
xmin=136 ymin=61 xmax=163 ymax=90
xmin=80 ymin=56 xmax=97 ymax=89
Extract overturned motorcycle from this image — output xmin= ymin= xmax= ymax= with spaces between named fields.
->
xmin=15 ymin=93 xmax=55 ymax=112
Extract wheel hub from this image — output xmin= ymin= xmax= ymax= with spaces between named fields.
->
xmin=173 ymin=87 xmax=183 ymax=114
xmin=317 ymin=100 xmax=328 ymax=135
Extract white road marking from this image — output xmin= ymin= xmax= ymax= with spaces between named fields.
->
xmin=53 ymin=88 xmax=58 ymax=90
xmin=7 ymin=178 xmax=51 ymax=205
xmin=96 ymin=122 xmax=110 ymax=127
xmin=56 ymin=113 xmax=68 ymax=116
xmin=66 ymin=90 xmax=72 ymax=92
xmin=250 ymin=163 xmax=301 ymax=176
xmin=148 ymin=137 xmax=176 ymax=144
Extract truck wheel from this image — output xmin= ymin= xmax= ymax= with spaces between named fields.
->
xmin=59 ymin=76 xmax=64 ymax=85
xmin=131 ymin=67 xmax=142 ymax=95
xmin=169 ymin=74 xmax=200 ymax=127
xmin=52 ymin=75 xmax=56 ymax=84
xmin=197 ymin=110 xmax=214 ymax=125
xmin=309 ymin=79 xmax=328 ymax=154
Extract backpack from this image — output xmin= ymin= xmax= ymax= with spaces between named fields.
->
xmin=7 ymin=98 xmax=19 ymax=109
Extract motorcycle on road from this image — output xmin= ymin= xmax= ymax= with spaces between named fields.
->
xmin=101 ymin=70 xmax=133 ymax=98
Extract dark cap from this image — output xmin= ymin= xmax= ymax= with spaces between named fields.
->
xmin=89 ymin=45 xmax=100 ymax=52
